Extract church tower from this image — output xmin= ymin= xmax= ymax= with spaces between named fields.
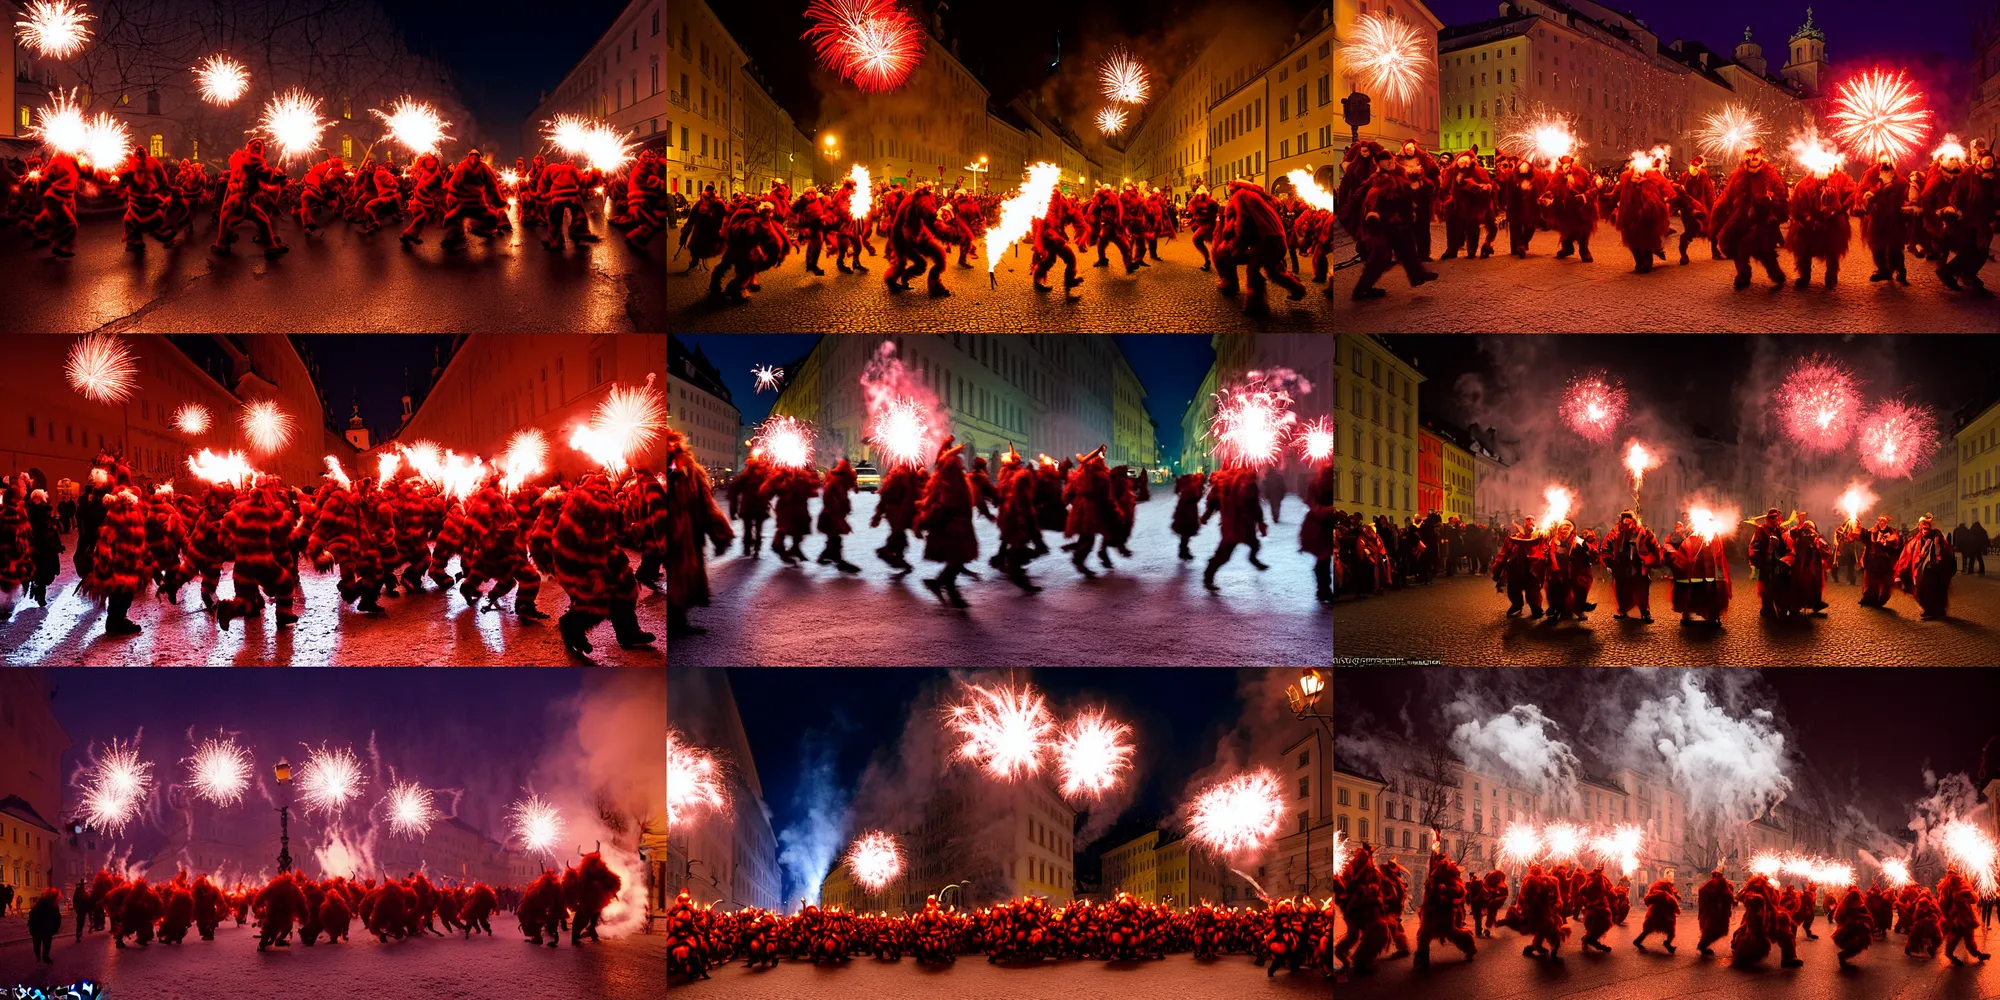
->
xmin=1781 ymin=7 xmax=1829 ymax=96
xmin=1734 ymin=26 xmax=1767 ymax=78
xmin=343 ymin=396 xmax=371 ymax=451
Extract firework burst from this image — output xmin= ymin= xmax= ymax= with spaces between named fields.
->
xmin=194 ymin=55 xmax=249 ymax=106
xmin=1788 ymin=127 xmax=1846 ymax=177
xmin=1295 ymin=416 xmax=1334 ymax=463
xmin=385 ymin=781 xmax=436 ymax=838
xmin=1499 ymin=111 xmax=1579 ymax=167
xmin=184 ymin=737 xmax=252 ymax=808
xmin=1776 ymin=356 xmax=1862 ymax=452
xmin=568 ymin=374 xmax=665 ymax=474
xmin=509 ymin=795 xmax=565 ymax=856
xmin=1623 ymin=440 xmax=1660 ymax=493
xmin=1094 ymin=106 xmax=1130 ymax=135
xmin=947 ymin=683 xmax=1055 ymax=781
xmin=1878 ymin=857 xmax=1913 ymax=888
xmin=240 ymin=399 xmax=294 ymax=454
xmin=1345 ymin=13 xmax=1429 ymax=108
xmin=542 ymin=113 xmax=635 ymax=172
xmin=983 ymin=161 xmax=1064 ymax=273
xmin=1558 ymin=372 xmax=1627 ymax=442
xmin=296 ymin=745 xmax=364 ymax=816
xmin=750 ymin=415 xmax=815 ymax=469
xmin=1694 ymin=104 xmax=1765 ymax=161
xmin=172 ymin=403 xmax=211 ymax=435
xmin=752 ymin=364 xmax=785 ymax=393
xmin=1186 ymin=769 xmax=1285 ymax=856
xmin=65 ymin=333 xmax=138 ymax=404
xmin=1099 ymin=49 xmax=1149 ymax=104
xmin=803 ymin=0 xmax=924 ymax=93
xmin=498 ymin=429 xmax=548 ymax=493
xmin=667 ymin=728 xmax=728 ymax=828
xmin=1054 ymin=710 xmax=1135 ymax=801
xmin=1499 ymin=822 xmax=1542 ymax=866
xmin=1208 ymin=372 xmax=1300 ymax=470
xmin=16 ymin=0 xmax=91 ymax=59
xmin=256 ymin=90 xmax=330 ymax=162
xmin=867 ymin=396 xmax=934 ymax=468
xmin=845 ymin=831 xmax=904 ymax=892
xmin=1836 ymin=480 xmax=1877 ymax=528
xmin=186 ymin=449 xmax=254 ymax=489
xmin=373 ymin=98 xmax=453 ymax=158
xmin=1857 ymin=400 xmax=1938 ymax=480
xmin=1828 ymin=70 xmax=1932 ymax=163
xmin=79 ymin=738 xmax=152 ymax=836
xmin=322 ymin=456 xmax=351 ymax=489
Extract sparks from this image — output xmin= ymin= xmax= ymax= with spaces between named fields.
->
xmin=1836 ymin=480 xmax=1877 ymax=528
xmin=803 ymin=0 xmax=924 ymax=93
xmin=1532 ymin=485 xmax=1574 ymax=537
xmin=1500 ymin=111 xmax=1577 ymax=167
xmin=867 ymin=396 xmax=934 ymax=469
xmin=172 ymin=403 xmax=211 ymax=435
xmin=1099 ymin=49 xmax=1149 ymax=104
xmin=1559 ymin=372 xmax=1627 ymax=441
xmin=1828 ymin=69 xmax=1932 ymax=163
xmin=15 ymin=0 xmax=91 ymax=59
xmin=1777 ymin=356 xmax=1863 ymax=452
xmin=1623 ymin=440 xmax=1660 ymax=492
xmin=1749 ymin=852 xmax=1784 ymax=878
xmin=184 ymin=737 xmax=251 ymax=808
xmin=1499 ymin=822 xmax=1543 ymax=866
xmin=509 ymin=795 xmax=565 ymax=856
xmin=385 ymin=781 xmax=436 ymax=838
xmin=240 ymin=400 xmax=294 ymax=454
xmin=1857 ymin=400 xmax=1939 ymax=480
xmin=1285 ymin=169 xmax=1334 ymax=213
xmin=194 ymin=55 xmax=249 ymax=106
xmin=400 ymin=442 xmax=443 ymax=485
xmin=750 ymin=415 xmax=815 ymax=469
xmin=983 ymin=161 xmax=1064 ymax=273
xmin=499 ymin=429 xmax=548 ymax=493
xmin=1878 ymin=857 xmax=1913 ymax=889
xmin=542 ymin=113 xmax=635 ymax=172
xmin=846 ymin=162 xmax=872 ymax=221
xmin=845 ymin=831 xmax=904 ymax=892
xmin=667 ymin=728 xmax=728 ymax=828
xmin=65 ymin=333 xmax=138 ymax=404
xmin=1295 ymin=416 xmax=1335 ymax=463
xmin=1333 ymin=830 xmax=1349 ymax=874
xmin=1933 ymin=133 xmax=1967 ymax=164
xmin=377 ymin=451 xmax=402 ymax=483
xmin=752 ymin=364 xmax=785 ymax=393
xmin=28 ymin=91 xmax=89 ymax=159
xmin=1686 ymin=502 xmax=1738 ymax=543
xmin=80 ymin=111 xmax=129 ymax=169
xmin=1185 ymin=769 xmax=1286 ymax=856
xmin=79 ymin=738 xmax=151 ymax=836
xmin=947 ymin=683 xmax=1055 ymax=781
xmin=1940 ymin=820 xmax=1999 ymax=895
xmin=1541 ymin=821 xmax=1582 ymax=861
xmin=1053 ymin=709 xmax=1135 ymax=801
xmin=372 ymin=98 xmax=453 ymax=158
xmin=320 ymin=456 xmax=352 ymax=489
xmin=437 ymin=451 xmax=487 ymax=502
xmin=256 ymin=90 xmax=330 ymax=163
xmin=186 ymin=449 xmax=254 ymax=489
xmin=1694 ymin=104 xmax=1765 ymax=161
xmin=1787 ymin=127 xmax=1846 ymax=178
xmin=1094 ymin=106 xmax=1130 ymax=135
xmin=568 ymin=374 xmax=665 ymax=474
xmin=1627 ymin=145 xmax=1670 ymax=175
xmin=1208 ymin=373 xmax=1299 ymax=470
xmin=1345 ymin=13 xmax=1429 ymax=109
xmin=296 ymin=745 xmax=364 ymax=816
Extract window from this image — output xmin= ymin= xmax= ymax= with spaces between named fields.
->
xmin=1336 ymin=787 xmax=1350 ymax=806
xmin=149 ymin=134 xmax=163 ymax=157
xmin=1299 ymin=812 xmax=1310 ymax=835
xmin=1298 ymin=776 xmax=1310 ymax=800
xmin=1299 ymin=750 xmax=1311 ymax=768
xmin=1359 ymin=792 xmax=1369 ymax=809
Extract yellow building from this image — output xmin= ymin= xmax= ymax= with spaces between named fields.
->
xmin=0 ymin=672 xmax=66 ymax=907
xmin=1178 ymin=334 xmax=1334 ymax=476
xmin=1111 ymin=360 xmax=1157 ymax=470
xmin=1332 ymin=334 xmax=1423 ymax=525
xmin=1270 ymin=4 xmax=1346 ymax=197
xmin=663 ymin=0 xmax=747 ymax=195
xmin=739 ymin=66 xmax=815 ymax=195
xmin=1100 ymin=831 xmax=1162 ymax=901
xmin=1332 ymin=764 xmax=1385 ymax=852
xmin=1957 ymin=398 xmax=2000 ymax=530
xmin=1331 ymin=0 xmax=1442 ymax=184
xmin=1438 ymin=427 xmax=1477 ymax=523
xmin=1154 ymin=835 xmax=1225 ymax=907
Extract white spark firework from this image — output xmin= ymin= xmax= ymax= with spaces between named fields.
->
xmin=845 ymin=831 xmax=904 ymax=892
xmin=79 ymin=738 xmax=152 ymax=836
xmin=499 ymin=428 xmax=549 ymax=493
xmin=296 ymin=745 xmax=365 ymax=816
xmin=1095 ymin=106 xmax=1130 ymax=134
xmin=1185 ymin=769 xmax=1286 ymax=856
xmin=16 ymin=0 xmax=92 ymax=59
xmin=385 ymin=781 xmax=436 ymax=838
xmin=65 ymin=333 xmax=138 ymax=404
xmin=1054 ymin=709 xmax=1135 ymax=801
xmin=372 ymin=98 xmax=453 ymax=157
xmin=240 ymin=400 xmax=294 ymax=454
xmin=172 ymin=403 xmax=211 ymax=435
xmin=194 ymin=56 xmax=249 ymax=106
xmin=1345 ymin=13 xmax=1430 ymax=109
xmin=184 ymin=737 xmax=251 ymax=808
xmin=947 ymin=683 xmax=1055 ymax=781
xmin=1099 ymin=49 xmax=1149 ymax=104
xmin=510 ymin=795 xmax=565 ymax=856
xmin=568 ymin=374 xmax=665 ymax=474
xmin=256 ymin=90 xmax=331 ymax=163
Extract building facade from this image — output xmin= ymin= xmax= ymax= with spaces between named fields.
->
xmin=0 ymin=672 xmax=66 ymax=907
xmin=1974 ymin=4 xmax=2000 ymax=146
xmin=525 ymin=0 xmax=668 ymax=162
xmin=820 ymin=773 xmax=1075 ymax=915
xmin=1100 ymin=830 xmax=1162 ymax=901
xmin=1180 ymin=334 xmax=1335 ymax=477
xmin=768 ymin=335 xmax=1148 ymax=473
xmin=1957 ymin=398 xmax=2000 ymax=531
xmin=1437 ymin=2 xmax=1817 ymax=174
xmin=387 ymin=334 xmax=666 ymax=482
xmin=1417 ymin=426 xmax=1444 ymax=517
xmin=1890 ymin=461 xmax=1960 ymax=531
xmin=666 ymin=669 xmax=782 ymax=913
xmin=663 ymin=0 xmax=746 ymax=195
xmin=668 ymin=338 xmax=744 ymax=479
xmin=1330 ymin=334 xmax=1422 ymax=525
xmin=1436 ymin=425 xmax=1477 ymax=522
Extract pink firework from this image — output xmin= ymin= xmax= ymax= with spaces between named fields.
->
xmin=751 ymin=415 xmax=816 ymax=469
xmin=1054 ymin=709 xmax=1135 ymax=801
xmin=1777 ymin=355 xmax=1862 ymax=452
xmin=946 ymin=683 xmax=1055 ymax=781
xmin=845 ymin=831 xmax=904 ymax=892
xmin=1622 ymin=439 xmax=1660 ymax=492
xmin=803 ymin=0 xmax=924 ymax=93
xmin=1857 ymin=400 xmax=1938 ymax=480
xmin=667 ymin=728 xmax=728 ymax=828
xmin=79 ymin=738 xmax=152 ymax=836
xmin=1295 ymin=416 xmax=1334 ymax=463
xmin=509 ymin=795 xmax=565 ymax=856
xmin=1558 ymin=373 xmax=1627 ymax=442
xmin=752 ymin=364 xmax=784 ymax=393
xmin=385 ymin=781 xmax=436 ymax=838
xmin=860 ymin=342 xmax=947 ymax=469
xmin=185 ymin=737 xmax=252 ymax=808
xmin=296 ymin=744 xmax=364 ymax=816
xmin=1828 ymin=69 xmax=1932 ymax=163
xmin=1208 ymin=372 xmax=1301 ymax=470
xmin=1185 ymin=769 xmax=1285 ymax=856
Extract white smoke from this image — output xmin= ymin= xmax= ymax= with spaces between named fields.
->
xmin=1906 ymin=769 xmax=1980 ymax=859
xmin=1448 ymin=704 xmax=1581 ymax=809
xmin=776 ymin=734 xmax=851 ymax=908
xmin=1621 ymin=672 xmax=1792 ymax=830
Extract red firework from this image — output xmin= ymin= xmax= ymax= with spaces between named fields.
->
xmin=1777 ymin=355 xmax=1862 ymax=453
xmin=1856 ymin=400 xmax=1938 ymax=480
xmin=803 ymin=0 xmax=924 ymax=94
xmin=1558 ymin=372 xmax=1627 ymax=442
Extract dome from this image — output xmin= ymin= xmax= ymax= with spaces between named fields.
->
xmin=1790 ymin=7 xmax=1825 ymax=43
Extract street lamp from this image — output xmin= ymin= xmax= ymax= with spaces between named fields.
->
xmin=1285 ymin=669 xmax=1330 ymax=733
xmin=272 ymin=758 xmax=293 ymax=875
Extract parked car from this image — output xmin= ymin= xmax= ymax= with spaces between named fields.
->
xmin=854 ymin=462 xmax=882 ymax=492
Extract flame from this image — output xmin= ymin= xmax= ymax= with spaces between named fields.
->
xmin=847 ymin=163 xmax=872 ymax=221
xmin=1836 ymin=480 xmax=1877 ymax=528
xmin=983 ymin=161 xmax=1064 ymax=273
xmin=1285 ymin=169 xmax=1333 ymax=212
xmin=1536 ymin=485 xmax=1574 ymax=536
xmin=1787 ymin=128 xmax=1846 ymax=178
xmin=185 ymin=449 xmax=254 ymax=489
xmin=322 ymin=456 xmax=351 ymax=489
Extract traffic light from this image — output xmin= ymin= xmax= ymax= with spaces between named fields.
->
xmin=1343 ymin=92 xmax=1373 ymax=129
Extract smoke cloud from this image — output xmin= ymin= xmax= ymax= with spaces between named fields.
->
xmin=777 ymin=732 xmax=852 ymax=908
xmin=1618 ymin=672 xmax=1793 ymax=831
xmin=1448 ymin=704 xmax=1581 ymax=810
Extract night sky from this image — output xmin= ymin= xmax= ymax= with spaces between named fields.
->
xmin=297 ymin=334 xmax=458 ymax=447
xmin=671 ymin=335 xmax=1217 ymax=461
xmin=381 ymin=0 xmax=632 ymax=153
xmin=1380 ymin=335 xmax=2000 ymax=443
xmin=1334 ymin=668 xmax=2000 ymax=835
xmin=1424 ymin=0 xmax=1983 ymax=63
xmin=710 ymin=0 xmax=1323 ymax=135
xmin=723 ymin=668 xmax=1250 ymax=884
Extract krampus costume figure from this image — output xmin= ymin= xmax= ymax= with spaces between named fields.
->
xmin=1859 ymin=516 xmax=1903 ymax=607
xmin=1732 ymin=876 xmax=1804 ymax=968
xmin=989 ymin=450 xmax=1043 ymax=592
xmin=141 ymin=485 xmax=190 ymax=602
xmin=518 ymin=871 xmax=566 ymax=947
xmin=1906 ymin=889 xmax=1944 ymax=958
xmin=185 ymin=483 xmax=236 ymax=610
xmin=1696 ymin=868 xmax=1735 ymax=954
xmin=215 ymin=477 xmax=300 ymax=630
xmin=709 ymin=201 xmax=791 ymax=302
xmin=766 ymin=462 xmax=823 ymax=565
xmin=1605 ymin=511 xmax=1662 ymax=621
xmin=81 ymin=458 xmax=151 ymax=636
xmin=726 ymin=455 xmax=772 ymax=558
xmin=1441 ymin=148 xmax=1498 ymax=259
xmin=1470 ymin=869 xmax=1508 ymax=938
xmin=1413 ymin=852 xmax=1477 ymax=968
xmin=566 ymin=852 xmax=623 ymax=945
xmin=1219 ymin=179 xmax=1307 ymax=316
xmin=1631 ymin=876 xmax=1680 ymax=953
xmin=1543 ymin=520 xmax=1598 ymax=621
xmin=113 ymin=879 xmax=161 ymax=948
xmin=815 ymin=457 xmax=861 ymax=573
xmin=552 ymin=475 xmax=654 ymax=655
xmin=1202 ymin=466 xmax=1269 ymax=590
xmin=1854 ymin=157 xmax=1915 ymax=284
xmin=0 ymin=479 xmax=33 ymax=613
xmin=1493 ymin=518 xmax=1550 ymax=617
xmin=912 ymin=896 xmax=957 ymax=965
xmin=1063 ymin=447 xmax=1116 ymax=578
xmin=811 ymin=908 xmax=856 ymax=964
xmin=1676 ymin=157 xmax=1719 ymax=263
xmin=1301 ymin=463 xmax=1337 ymax=605
xmin=1715 ymin=146 xmax=1789 ymax=288
xmin=1104 ymin=465 xmax=1137 ymax=562
xmin=1612 ymin=161 xmax=1674 ymax=272
xmin=1031 ymin=188 xmax=1086 ymax=294
xmin=1518 ymin=864 xmax=1567 ymax=960
xmin=308 ymin=479 xmax=385 ymax=613
xmin=460 ymin=480 xmax=546 ymax=620
xmin=461 ymin=883 xmax=497 ymax=937
xmin=1938 ymin=868 xmax=1991 ymax=963
xmin=1894 ymin=514 xmax=1955 ymax=619
xmin=26 ymin=489 xmax=62 ymax=607
xmin=1172 ymin=472 xmax=1207 ymax=560
xmin=1666 ymin=528 xmax=1731 ymax=624
xmin=889 ymin=182 xmax=951 ymax=296
xmin=1547 ymin=157 xmax=1600 ymax=263
xmin=29 ymin=151 xmax=82 ymax=258
xmin=1350 ymin=152 xmax=1440 ymax=300
xmin=1940 ymin=149 xmax=1998 ymax=292
xmin=120 ymin=147 xmax=177 ymax=252
xmin=1788 ymin=165 xmax=1855 ymax=288
xmin=192 ymin=875 xmax=225 ymax=941
xmin=917 ymin=438 xmax=978 ymax=608
xmin=1786 ymin=519 xmax=1833 ymax=615
xmin=872 ymin=463 xmax=923 ymax=573
xmin=1863 ymin=880 xmax=1894 ymax=940
xmin=156 ymin=876 xmax=194 ymax=944
xmin=211 ymin=139 xmax=289 ymax=257
xmin=1832 ymin=886 xmax=1875 ymax=966
xmin=28 ymin=888 xmax=61 ymax=962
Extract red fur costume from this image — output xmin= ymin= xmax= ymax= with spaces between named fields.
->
xmin=552 ymin=475 xmax=650 ymax=654
xmin=518 ymin=871 xmax=567 ymax=947
xmin=1547 ymin=159 xmax=1600 ymax=262
xmin=116 ymin=878 xmax=162 ymax=948
xmin=1577 ymin=868 xmax=1614 ymax=952
xmin=1518 ymin=864 xmax=1568 ymax=959
xmin=1696 ymin=869 xmax=1734 ymax=953
xmin=1831 ymin=886 xmax=1874 ymax=964
xmin=1412 ymin=852 xmax=1476 ymax=967
xmin=1632 ymin=877 xmax=1680 ymax=953
xmin=1201 ymin=466 xmax=1269 ymax=590
xmin=1937 ymin=869 xmax=1990 ymax=963
xmin=1854 ymin=160 xmax=1916 ymax=282
xmin=1666 ymin=532 xmax=1731 ymax=622
xmin=1904 ymin=889 xmax=1943 ymax=957
xmin=1612 ymin=164 xmax=1673 ymax=272
xmin=461 ymin=481 xmax=544 ymax=618
xmin=917 ymin=439 xmax=978 ymax=607
xmin=815 ymin=457 xmax=860 ymax=572
xmin=1440 ymin=149 xmax=1499 ymax=259
xmin=566 ymin=852 xmax=624 ymax=944
xmin=1714 ymin=149 xmax=1789 ymax=288
xmin=1786 ymin=168 xmax=1855 ymax=287
xmin=1499 ymin=157 xmax=1546 ymax=257
xmin=211 ymin=139 xmax=289 ymax=256
xmin=215 ymin=479 xmax=300 ymax=629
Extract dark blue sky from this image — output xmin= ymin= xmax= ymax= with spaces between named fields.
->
xmin=672 ymin=335 xmax=1216 ymax=460
xmin=726 ymin=668 xmax=1249 ymax=877
xmin=297 ymin=335 xmax=456 ymax=446
xmin=1425 ymin=0 xmax=1980 ymax=62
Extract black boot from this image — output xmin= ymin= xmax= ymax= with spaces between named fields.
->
xmin=105 ymin=592 xmax=142 ymax=636
xmin=610 ymin=599 xmax=655 ymax=648
xmin=558 ymin=611 xmax=594 ymax=655
xmin=516 ymin=589 xmax=550 ymax=621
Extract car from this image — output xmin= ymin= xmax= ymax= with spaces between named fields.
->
xmin=854 ymin=462 xmax=882 ymax=492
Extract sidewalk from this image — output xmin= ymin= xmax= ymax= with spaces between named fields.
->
xmin=0 ymin=913 xmax=31 ymax=947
